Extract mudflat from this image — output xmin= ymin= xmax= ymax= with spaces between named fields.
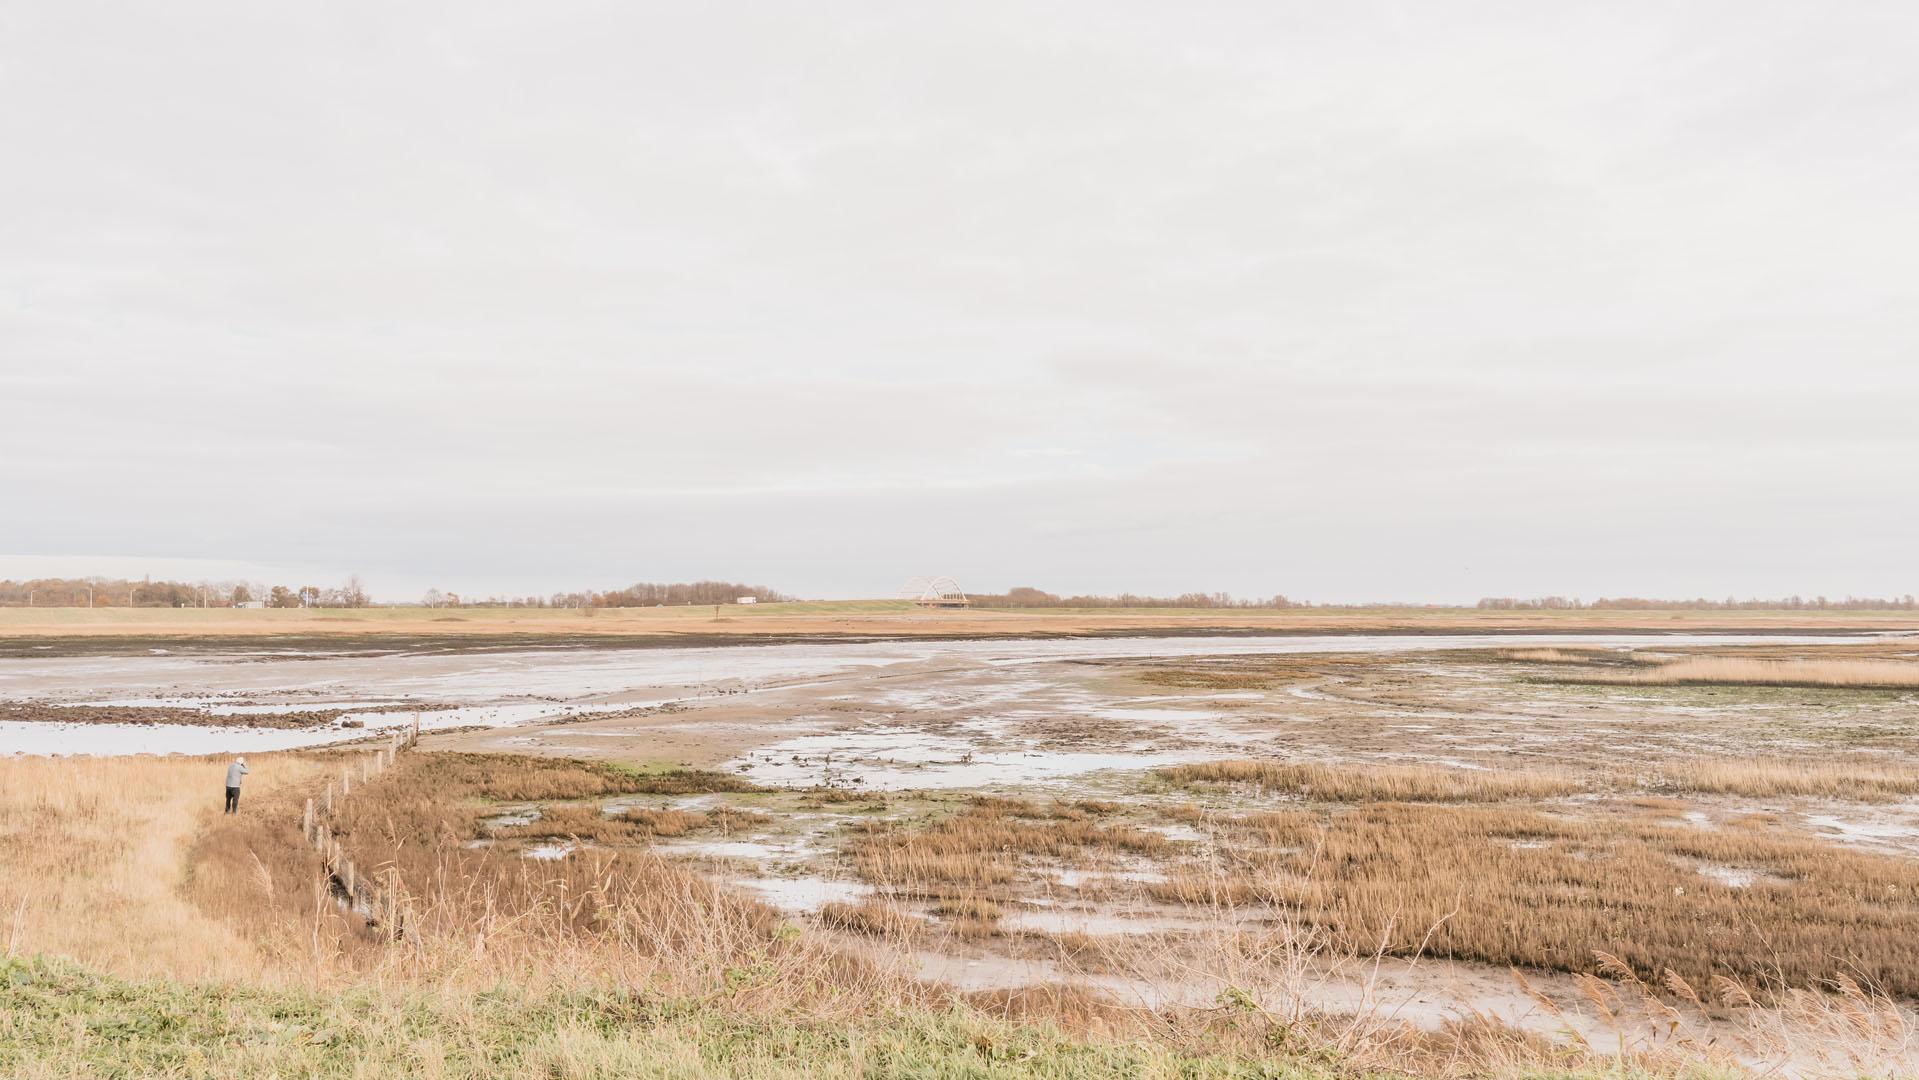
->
xmin=6 ymin=625 xmax=1919 ymax=1074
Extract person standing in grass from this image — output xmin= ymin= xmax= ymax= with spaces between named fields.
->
xmin=224 ymin=756 xmax=248 ymax=813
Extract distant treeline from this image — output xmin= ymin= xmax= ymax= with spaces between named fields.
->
xmin=0 ymin=575 xmax=791 ymax=609
xmin=541 ymin=581 xmax=794 ymax=608
xmin=969 ymin=587 xmax=1309 ymax=609
xmin=0 ymin=576 xmax=369 ymax=608
xmin=1477 ymin=595 xmax=1919 ymax=611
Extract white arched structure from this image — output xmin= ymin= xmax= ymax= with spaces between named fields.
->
xmin=898 ymin=575 xmax=970 ymax=607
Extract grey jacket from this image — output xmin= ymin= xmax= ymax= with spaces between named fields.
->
xmin=225 ymin=761 xmax=249 ymax=787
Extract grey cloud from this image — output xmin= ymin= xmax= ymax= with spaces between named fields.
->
xmin=3 ymin=1 xmax=1915 ymax=601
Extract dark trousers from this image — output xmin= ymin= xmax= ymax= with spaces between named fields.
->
xmin=225 ymin=786 xmax=240 ymax=814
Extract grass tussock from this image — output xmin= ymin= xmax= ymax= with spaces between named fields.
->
xmin=851 ymin=802 xmax=1170 ymax=888
xmin=1158 ymin=760 xmax=1586 ymax=801
xmin=817 ymin=900 xmax=920 ymax=939
xmin=1126 ymin=655 xmax=1341 ymax=692
xmin=931 ymin=896 xmax=1004 ymax=921
xmin=493 ymin=804 xmax=636 ymax=843
xmin=624 ymin=769 xmax=770 ymax=795
xmin=394 ymin=754 xmax=768 ymax=801
xmin=967 ymin=795 xmax=1122 ymax=820
xmin=800 ymin=787 xmax=887 ymax=807
xmin=487 ymin=803 xmax=770 ymax=844
xmin=382 ymin=752 xmax=664 ymax=801
xmin=619 ymin=807 xmax=712 ymax=836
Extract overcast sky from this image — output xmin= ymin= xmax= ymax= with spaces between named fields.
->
xmin=3 ymin=2 xmax=1916 ymax=603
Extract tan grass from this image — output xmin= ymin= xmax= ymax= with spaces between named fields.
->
xmin=1656 ymin=757 xmax=1919 ymax=799
xmin=493 ymin=804 xmax=638 ymax=843
xmin=1496 ymin=648 xmax=1624 ymax=664
xmin=184 ymin=751 xmax=919 ymax=1015
xmin=1156 ymin=802 xmax=1919 ymax=996
xmin=7 ymin=602 xmax=1913 ymax=644
xmin=851 ymin=803 xmax=1169 ymax=888
xmin=931 ymin=896 xmax=1003 ymax=921
xmin=1158 ymin=760 xmax=1587 ymax=801
xmin=818 ymin=900 xmax=919 ymax=938
xmin=394 ymin=752 xmax=660 ymax=800
xmin=0 ymin=754 xmax=327 ymax=982
xmin=1576 ymin=656 xmax=1919 ymax=689
xmin=618 ymin=806 xmax=710 ymax=836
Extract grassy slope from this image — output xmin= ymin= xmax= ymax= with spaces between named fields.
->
xmin=0 ymin=958 xmax=1327 ymax=1080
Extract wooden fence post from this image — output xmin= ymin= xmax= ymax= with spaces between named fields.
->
xmin=384 ymin=868 xmax=400 ymax=934
xmin=303 ymin=798 xmax=313 ymax=842
xmin=342 ymin=769 xmax=351 ymax=798
xmin=324 ymin=782 xmax=333 ymax=815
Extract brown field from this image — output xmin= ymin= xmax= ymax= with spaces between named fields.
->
xmin=1 ymin=601 xmax=1913 ymax=651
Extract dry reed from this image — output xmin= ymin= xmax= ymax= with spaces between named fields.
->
xmin=1151 ymin=802 xmax=1919 ymax=997
xmin=1568 ymin=656 xmax=1919 ymax=689
xmin=1655 ymin=757 xmax=1919 ymax=799
xmin=851 ymin=801 xmax=1170 ymax=889
xmin=1157 ymin=760 xmax=1587 ymax=801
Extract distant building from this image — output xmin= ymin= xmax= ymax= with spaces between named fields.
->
xmin=899 ymin=576 xmax=970 ymax=608
xmin=736 ymin=596 xmax=758 ymax=604
xmin=236 ymin=600 xmax=267 ymax=609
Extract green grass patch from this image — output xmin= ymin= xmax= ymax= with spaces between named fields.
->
xmin=0 ymin=957 xmax=1333 ymax=1079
